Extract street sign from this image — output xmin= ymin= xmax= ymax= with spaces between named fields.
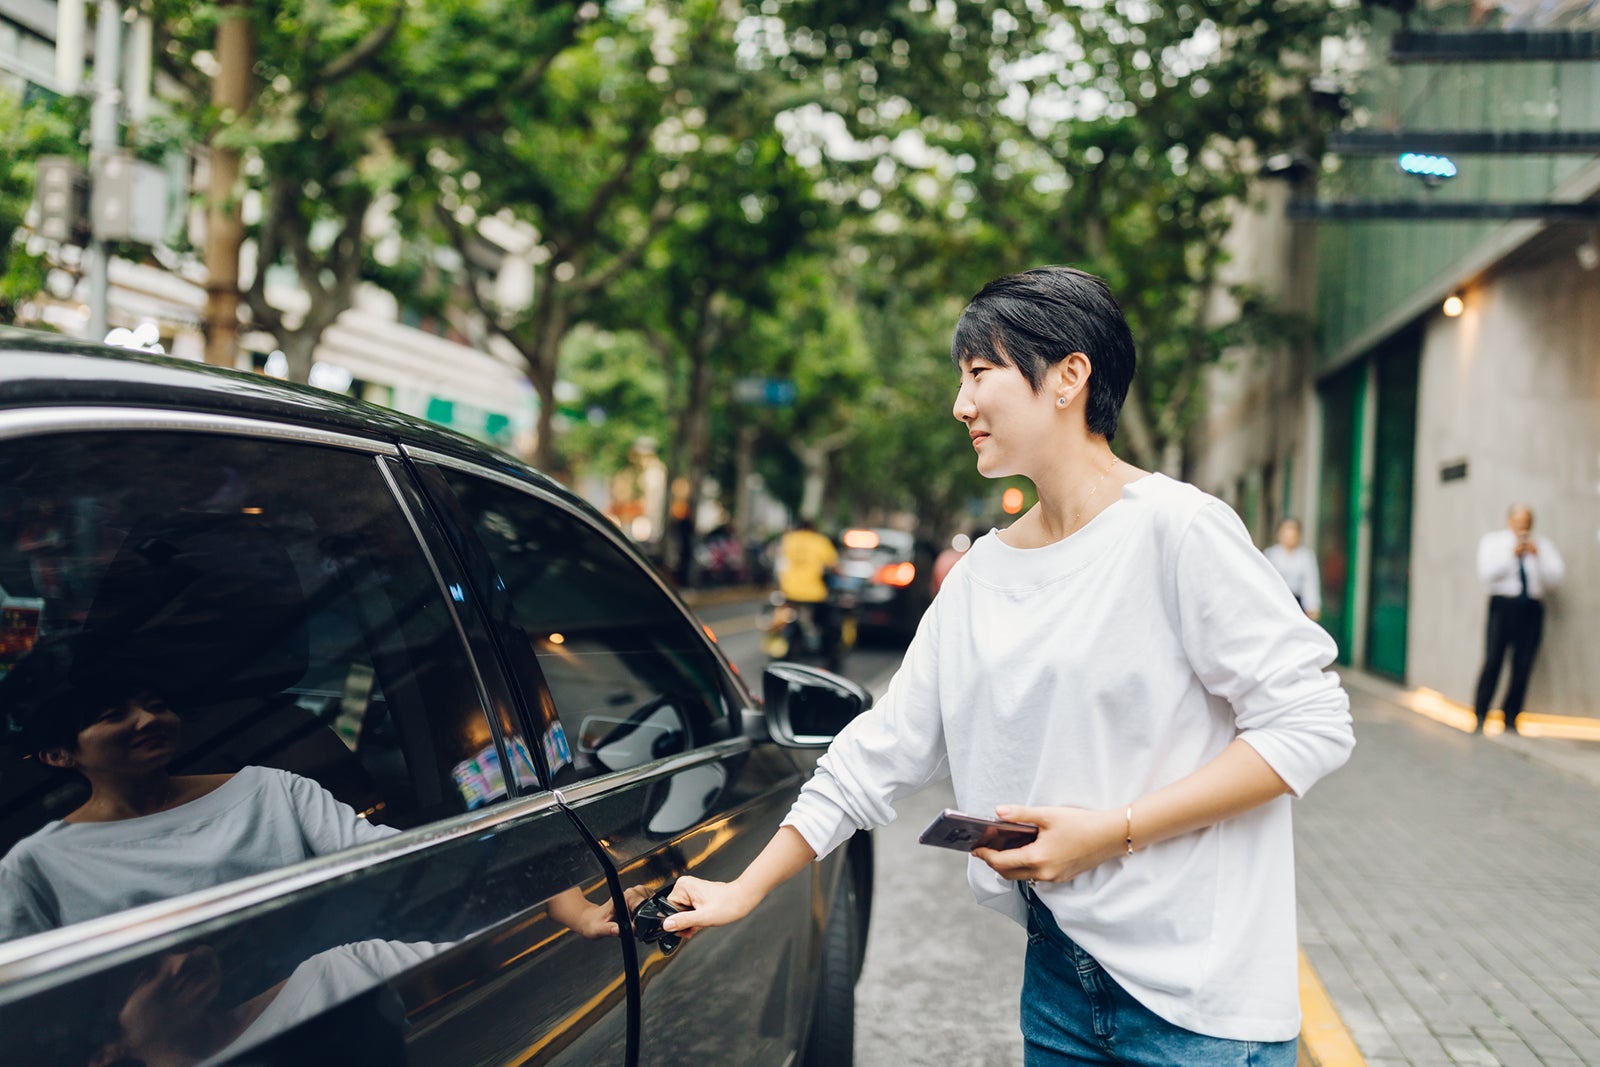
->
xmin=733 ymin=377 xmax=797 ymax=406
xmin=34 ymin=156 xmax=89 ymax=244
xmin=91 ymin=149 xmax=171 ymax=245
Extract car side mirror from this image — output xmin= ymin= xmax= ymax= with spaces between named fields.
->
xmin=760 ymin=663 xmax=872 ymax=747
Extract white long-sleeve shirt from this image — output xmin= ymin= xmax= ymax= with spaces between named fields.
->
xmin=783 ymin=474 xmax=1353 ymax=1042
xmin=1264 ymin=543 xmax=1321 ymax=614
xmin=1477 ymin=529 xmax=1564 ymax=600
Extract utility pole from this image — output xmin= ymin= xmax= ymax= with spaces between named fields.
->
xmin=55 ymin=0 xmax=86 ymax=94
xmin=85 ymin=0 xmax=122 ymax=342
xmin=203 ymin=1 xmax=252 ymax=369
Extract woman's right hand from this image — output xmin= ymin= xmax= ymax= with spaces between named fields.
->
xmin=661 ymin=875 xmax=760 ymax=938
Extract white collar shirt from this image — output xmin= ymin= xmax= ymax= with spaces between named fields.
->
xmin=1263 ymin=544 xmax=1321 ymax=614
xmin=1477 ymin=529 xmax=1564 ymax=600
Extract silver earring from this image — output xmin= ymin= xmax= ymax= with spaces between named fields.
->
xmin=1056 ymin=396 xmax=1067 ymax=407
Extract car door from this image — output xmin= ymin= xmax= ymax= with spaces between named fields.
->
xmin=411 ymin=454 xmax=823 ymax=1067
xmin=0 ymin=416 xmax=630 ymax=1066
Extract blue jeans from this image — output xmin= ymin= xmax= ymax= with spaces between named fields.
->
xmin=1020 ymin=888 xmax=1297 ymax=1067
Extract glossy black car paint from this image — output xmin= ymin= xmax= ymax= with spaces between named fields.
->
xmin=0 ymin=330 xmax=869 ymax=1066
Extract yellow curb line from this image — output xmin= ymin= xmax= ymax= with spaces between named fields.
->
xmin=1299 ymin=948 xmax=1366 ymax=1067
xmin=1399 ymin=686 xmax=1600 ymax=741
xmin=705 ymin=614 xmax=763 ymax=638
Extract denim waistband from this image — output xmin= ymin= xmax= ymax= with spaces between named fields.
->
xmin=1021 ymin=884 xmax=1097 ymax=968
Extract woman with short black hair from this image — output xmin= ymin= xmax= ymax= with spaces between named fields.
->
xmin=663 ymin=266 xmax=1354 ymax=1065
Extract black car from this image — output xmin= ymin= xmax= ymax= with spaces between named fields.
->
xmin=835 ymin=527 xmax=935 ymax=644
xmin=0 ymin=330 xmax=873 ymax=1067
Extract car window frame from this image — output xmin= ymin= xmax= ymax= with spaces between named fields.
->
xmin=0 ymin=408 xmax=550 ymax=978
xmin=402 ymin=447 xmax=758 ymax=761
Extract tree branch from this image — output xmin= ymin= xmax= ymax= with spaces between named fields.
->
xmin=548 ymin=113 xmax=658 ymax=265
xmin=573 ymin=194 xmax=678 ymax=296
xmin=315 ymin=2 xmax=406 ymax=87
xmin=242 ymin=186 xmax=285 ymax=340
xmin=1154 ymin=236 xmax=1228 ymax=442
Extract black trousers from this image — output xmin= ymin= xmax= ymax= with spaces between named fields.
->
xmin=1473 ymin=595 xmax=1545 ymax=727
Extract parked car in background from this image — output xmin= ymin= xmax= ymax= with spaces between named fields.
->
xmin=0 ymin=330 xmax=874 ymax=1067
xmin=835 ymin=527 xmax=935 ymax=644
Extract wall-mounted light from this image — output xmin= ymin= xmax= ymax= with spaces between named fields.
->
xmin=1399 ymin=152 xmax=1458 ymax=185
xmin=1576 ymin=230 xmax=1600 ymax=272
xmin=1442 ymin=293 xmax=1465 ymax=318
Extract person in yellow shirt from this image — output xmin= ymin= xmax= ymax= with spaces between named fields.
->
xmin=773 ymin=520 xmax=841 ymax=665
xmin=776 ymin=519 xmax=837 ymax=605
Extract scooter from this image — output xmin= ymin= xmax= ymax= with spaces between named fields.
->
xmin=761 ymin=573 xmax=861 ymax=672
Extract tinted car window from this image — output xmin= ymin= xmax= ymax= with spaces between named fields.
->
xmin=0 ymin=432 xmax=505 ymax=943
xmin=433 ymin=470 xmax=733 ymax=785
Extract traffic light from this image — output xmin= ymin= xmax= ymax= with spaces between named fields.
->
xmin=34 ymin=156 xmax=89 ymax=245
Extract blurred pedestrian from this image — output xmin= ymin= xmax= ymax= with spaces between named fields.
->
xmin=1263 ymin=517 xmax=1321 ymax=620
xmin=664 ymin=266 xmax=1353 ymax=1066
xmin=1472 ymin=504 xmax=1564 ymax=734
xmin=774 ymin=518 xmax=840 ymax=658
xmin=930 ymin=527 xmax=988 ymax=596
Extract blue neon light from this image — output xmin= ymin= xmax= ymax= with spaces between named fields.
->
xmin=1398 ymin=153 xmax=1458 ymax=179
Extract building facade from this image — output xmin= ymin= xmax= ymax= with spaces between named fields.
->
xmin=1191 ymin=10 xmax=1600 ymax=717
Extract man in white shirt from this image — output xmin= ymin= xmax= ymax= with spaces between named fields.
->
xmin=1263 ymin=518 xmax=1321 ymax=620
xmin=1472 ymin=505 xmax=1564 ymax=733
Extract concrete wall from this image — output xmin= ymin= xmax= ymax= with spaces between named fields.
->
xmin=1187 ymin=181 xmax=1322 ymax=547
xmin=1407 ymin=248 xmax=1600 ymax=718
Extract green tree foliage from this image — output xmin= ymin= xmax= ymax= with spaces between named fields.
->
xmin=752 ymin=0 xmax=1348 ymax=474
xmin=0 ymin=92 xmax=85 ymax=326
xmin=418 ymin=0 xmax=790 ymax=475
xmin=5 ymin=0 xmax=1348 ymax=539
xmin=148 ymin=0 xmax=591 ymax=381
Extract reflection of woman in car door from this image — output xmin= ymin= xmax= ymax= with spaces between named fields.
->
xmin=1 ymin=667 xmax=641 ymax=945
xmin=0 ymin=674 xmax=398 ymax=941
xmin=85 ymin=939 xmax=435 ymax=1067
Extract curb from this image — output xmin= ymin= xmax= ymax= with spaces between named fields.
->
xmin=1337 ymin=667 xmax=1600 ymax=789
xmin=1298 ymin=948 xmax=1367 ymax=1067
xmin=678 ymin=584 xmax=771 ymax=609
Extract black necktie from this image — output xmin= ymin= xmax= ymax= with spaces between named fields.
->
xmin=1517 ymin=547 xmax=1529 ymax=598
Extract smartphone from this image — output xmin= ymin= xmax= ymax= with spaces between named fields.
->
xmin=917 ymin=809 xmax=1039 ymax=852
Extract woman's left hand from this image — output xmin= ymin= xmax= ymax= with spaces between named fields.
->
xmin=972 ymin=805 xmax=1126 ymax=885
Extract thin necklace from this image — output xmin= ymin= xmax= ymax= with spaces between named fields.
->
xmin=1067 ymin=454 xmax=1119 ymax=535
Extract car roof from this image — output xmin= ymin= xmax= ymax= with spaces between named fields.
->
xmin=840 ymin=526 xmax=915 ymax=552
xmin=0 ymin=326 xmax=568 ymax=499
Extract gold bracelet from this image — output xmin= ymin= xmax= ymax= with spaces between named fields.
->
xmin=1124 ymin=805 xmax=1134 ymax=855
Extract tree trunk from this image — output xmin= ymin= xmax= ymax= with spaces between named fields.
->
xmin=1116 ymin=382 xmax=1160 ymax=472
xmin=797 ymin=443 xmax=830 ymax=522
xmin=281 ymin=331 xmax=317 ymax=384
xmin=731 ymin=422 xmax=757 ymax=542
xmin=526 ymin=287 xmax=571 ymax=475
xmin=530 ymin=372 xmax=558 ymax=473
xmin=202 ymin=3 xmax=251 ymax=369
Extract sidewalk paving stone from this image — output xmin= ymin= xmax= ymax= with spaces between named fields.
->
xmin=1296 ymin=670 xmax=1600 ymax=1065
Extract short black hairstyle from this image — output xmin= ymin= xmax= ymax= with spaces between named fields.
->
xmin=950 ymin=266 xmax=1137 ymax=441
xmin=10 ymin=675 xmax=167 ymax=759
xmin=1 ymin=633 xmax=171 ymax=759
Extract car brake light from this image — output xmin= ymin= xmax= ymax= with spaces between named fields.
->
xmin=842 ymin=529 xmax=880 ymax=549
xmin=875 ymin=562 xmax=916 ymax=587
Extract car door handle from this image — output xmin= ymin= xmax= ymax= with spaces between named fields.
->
xmin=631 ymin=884 xmax=683 ymax=957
